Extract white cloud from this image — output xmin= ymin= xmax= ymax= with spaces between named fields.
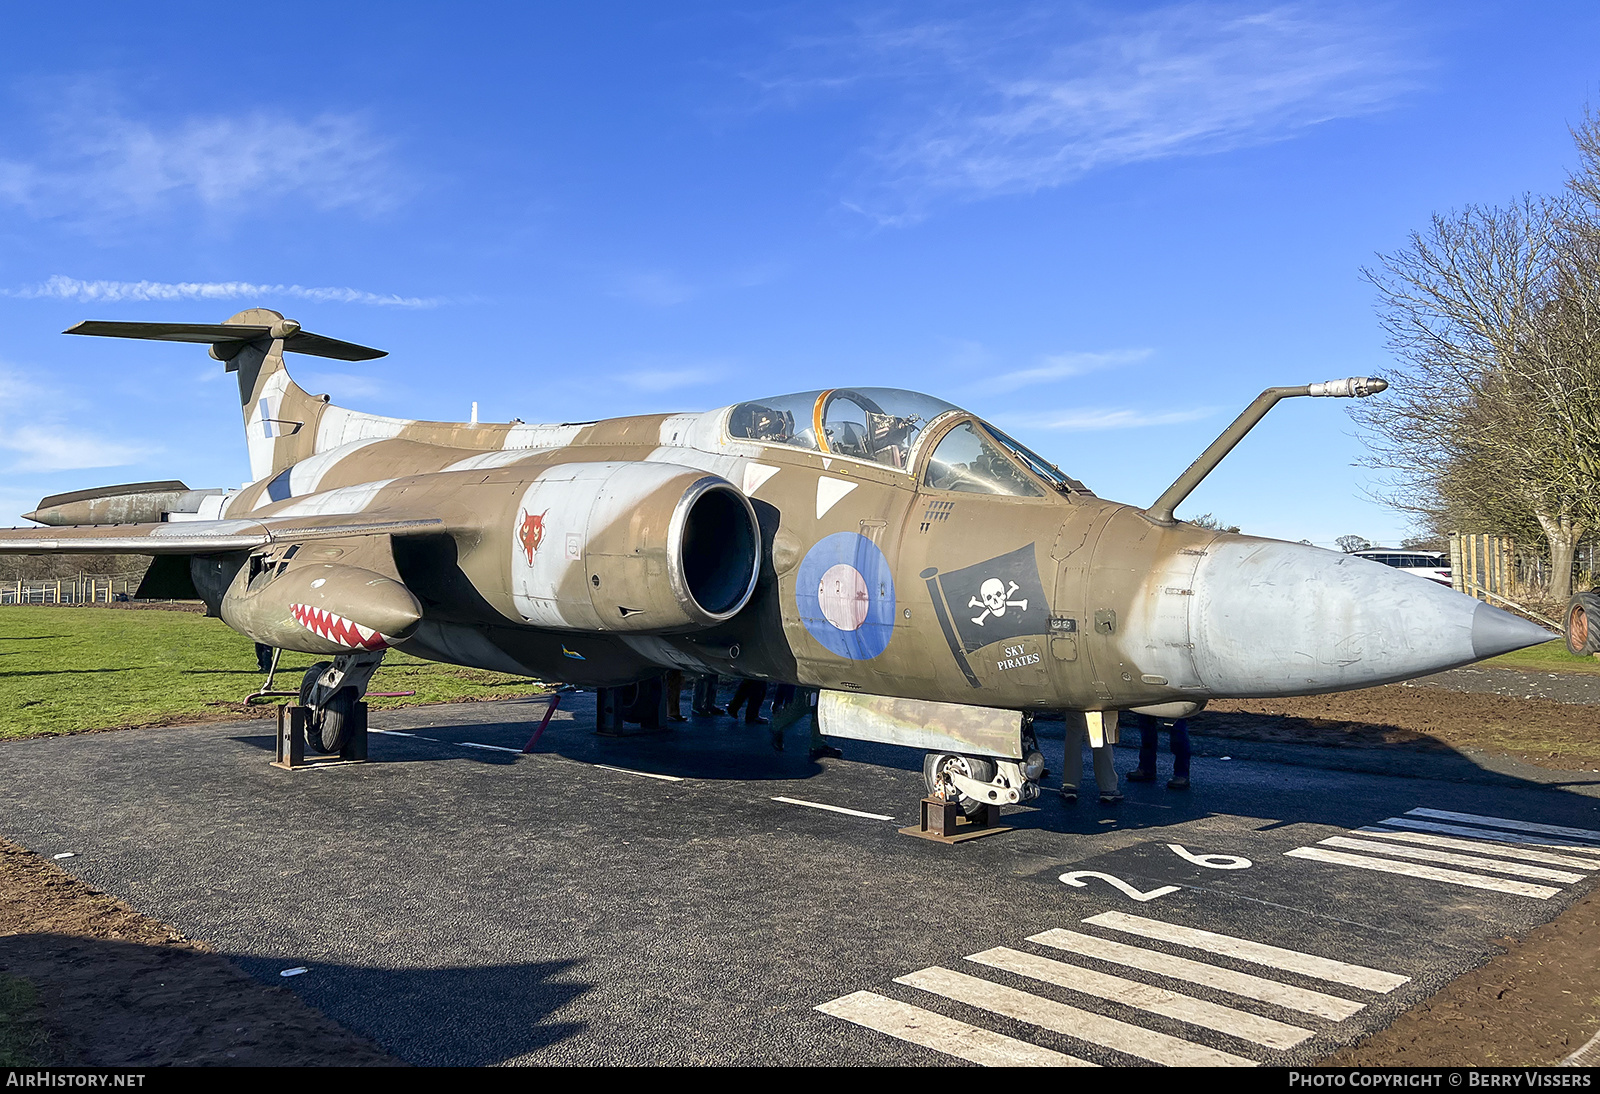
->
xmin=1008 ymin=406 xmax=1217 ymax=430
xmin=764 ymin=3 xmax=1418 ymax=223
xmin=13 ymin=275 xmax=437 ymax=308
xmin=612 ymin=271 xmax=698 ymax=308
xmin=619 ymin=366 xmax=724 ymax=392
xmin=0 ymin=93 xmax=402 ymax=222
xmin=985 ymin=348 xmax=1151 ymax=394
xmin=298 ymin=371 xmax=388 ymax=401
xmin=0 ymin=363 xmax=151 ymax=473
xmin=0 ymin=424 xmax=149 ymax=472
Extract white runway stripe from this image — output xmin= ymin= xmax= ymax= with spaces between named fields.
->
xmin=460 ymin=741 xmax=522 ymax=754
xmin=771 ymin=796 xmax=895 ymax=821
xmin=1027 ymin=929 xmax=1363 ymax=1021
xmin=816 ymin=991 xmax=1087 ymax=1067
xmin=1319 ymin=836 xmax=1585 ymax=883
xmin=1406 ymin=807 xmax=1600 ymax=844
xmin=1084 ymin=912 xmax=1409 ymax=994
xmin=897 ymin=966 xmax=1256 ymax=1067
xmin=1355 ymin=827 xmax=1600 ymax=871
xmin=967 ymin=947 xmax=1312 ymax=1049
xmin=1378 ymin=816 xmax=1600 ymax=857
xmin=592 ymin=764 xmax=684 ymax=782
xmin=1285 ymin=846 xmax=1560 ymax=899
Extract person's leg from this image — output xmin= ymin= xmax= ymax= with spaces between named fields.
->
xmin=743 ymin=681 xmax=770 ymax=725
xmin=727 ymin=679 xmax=756 ymax=719
xmin=692 ymin=675 xmax=723 ymax=715
xmin=665 ymin=670 xmax=685 ymax=721
xmin=1061 ymin=715 xmax=1086 ymax=801
xmin=1168 ymin=718 xmax=1191 ymax=788
xmin=1092 ymin=743 xmax=1121 ymax=803
xmin=1127 ymin=713 xmax=1158 ymax=781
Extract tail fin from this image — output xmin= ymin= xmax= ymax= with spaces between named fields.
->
xmin=64 ymin=309 xmax=387 ymax=482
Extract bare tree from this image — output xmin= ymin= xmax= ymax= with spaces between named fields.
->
xmin=1355 ymin=165 xmax=1600 ymax=602
xmin=1185 ymin=512 xmax=1241 ymax=534
xmin=1335 ymin=535 xmax=1371 ymax=553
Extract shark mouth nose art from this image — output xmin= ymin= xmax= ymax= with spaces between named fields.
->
xmin=290 ymin=603 xmax=394 ymax=650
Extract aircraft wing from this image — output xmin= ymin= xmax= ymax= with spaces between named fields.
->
xmin=0 ymin=515 xmax=445 ymax=554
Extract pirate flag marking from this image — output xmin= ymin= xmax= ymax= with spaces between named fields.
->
xmin=923 ymin=543 xmax=1050 ymax=686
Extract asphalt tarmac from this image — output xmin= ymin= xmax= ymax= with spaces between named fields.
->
xmin=2 ymin=694 xmax=1599 ymax=1067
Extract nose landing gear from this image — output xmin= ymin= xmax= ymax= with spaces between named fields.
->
xmin=910 ymin=746 xmax=1045 ymax=843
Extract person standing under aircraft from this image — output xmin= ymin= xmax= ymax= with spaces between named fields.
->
xmin=727 ymin=679 xmax=769 ymax=725
xmin=1126 ymin=713 xmax=1191 ymax=790
xmin=1062 ymin=713 xmax=1121 ymax=805
xmin=692 ymin=675 xmax=724 ymax=716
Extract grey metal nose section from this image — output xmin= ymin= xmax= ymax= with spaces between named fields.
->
xmin=1186 ymin=538 xmax=1546 ymax=698
xmin=1471 ymin=601 xmax=1555 ymax=660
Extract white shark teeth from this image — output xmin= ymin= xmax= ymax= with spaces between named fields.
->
xmin=290 ymin=603 xmax=390 ymax=650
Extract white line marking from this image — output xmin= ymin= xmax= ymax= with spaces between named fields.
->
xmin=771 ymin=796 xmax=895 ymax=821
xmin=1376 ymin=817 xmax=1600 ymax=857
xmin=369 ymin=729 xmax=415 ymax=736
xmin=967 ymin=947 xmax=1312 ymax=1049
xmin=593 ymin=764 xmax=684 ymax=782
xmin=1028 ymin=929 xmax=1364 ymax=1021
xmin=1084 ymin=912 xmax=1409 ymax=994
xmin=1285 ymin=846 xmax=1560 ymax=899
xmin=460 ymin=741 xmax=522 ymax=754
xmin=816 ymin=990 xmax=1087 ymax=1067
xmin=1407 ymin=807 xmax=1600 ymax=844
xmin=897 ymin=967 xmax=1256 ymax=1067
xmin=1320 ymin=836 xmax=1584 ymax=883
xmin=1355 ymin=827 xmax=1600 ymax=871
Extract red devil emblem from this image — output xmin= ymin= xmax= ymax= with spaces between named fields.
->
xmin=518 ymin=509 xmax=549 ymax=565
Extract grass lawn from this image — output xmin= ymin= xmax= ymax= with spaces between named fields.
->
xmin=1484 ymin=639 xmax=1600 ymax=674
xmin=0 ymin=974 xmax=46 ymax=1066
xmin=0 ymin=606 xmax=548 ymax=739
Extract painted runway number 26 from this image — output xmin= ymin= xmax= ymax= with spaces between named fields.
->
xmin=1058 ymin=844 xmax=1253 ymax=902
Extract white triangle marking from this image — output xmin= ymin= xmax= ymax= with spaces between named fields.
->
xmin=742 ymin=462 xmax=779 ymax=496
xmin=816 ymin=476 xmax=857 ymax=519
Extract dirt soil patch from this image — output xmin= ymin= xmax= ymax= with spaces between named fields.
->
xmin=1322 ymin=887 xmax=1600 ymax=1066
xmin=0 ymin=839 xmax=397 ymax=1066
xmin=1199 ymin=684 xmax=1600 ymax=771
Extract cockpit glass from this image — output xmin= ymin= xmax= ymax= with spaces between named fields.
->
xmin=923 ymin=422 xmax=1044 ymax=496
xmin=727 ymin=388 xmax=961 ymax=471
xmin=981 ymin=423 xmax=1090 ymax=495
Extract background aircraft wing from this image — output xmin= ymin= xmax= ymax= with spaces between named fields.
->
xmin=0 ymin=515 xmax=445 ymax=554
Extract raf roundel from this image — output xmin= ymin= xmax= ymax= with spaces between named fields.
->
xmin=795 ymin=532 xmax=896 ymax=660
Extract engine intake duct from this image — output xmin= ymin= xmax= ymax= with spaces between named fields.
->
xmin=508 ymin=463 xmax=761 ymax=633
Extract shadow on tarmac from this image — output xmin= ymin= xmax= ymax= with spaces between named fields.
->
xmin=0 ymin=932 xmax=590 ymax=1066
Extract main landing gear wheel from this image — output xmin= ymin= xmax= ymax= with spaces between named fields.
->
xmin=923 ymin=752 xmax=998 ymax=819
xmin=1566 ymin=593 xmax=1600 ymax=656
xmin=299 ymin=662 xmax=355 ymax=754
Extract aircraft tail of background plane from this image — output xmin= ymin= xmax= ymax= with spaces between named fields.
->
xmin=65 ymin=309 xmax=390 ymax=482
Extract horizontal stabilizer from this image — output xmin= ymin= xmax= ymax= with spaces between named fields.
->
xmin=64 ymin=321 xmax=386 ymax=362
xmin=0 ymin=515 xmax=444 ymax=555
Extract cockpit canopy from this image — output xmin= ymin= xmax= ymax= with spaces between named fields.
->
xmin=727 ymin=387 xmax=1090 ymax=496
xmin=728 ymin=387 xmax=958 ymax=471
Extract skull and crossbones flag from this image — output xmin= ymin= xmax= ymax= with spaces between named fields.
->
xmin=921 ymin=543 xmax=1051 ymax=685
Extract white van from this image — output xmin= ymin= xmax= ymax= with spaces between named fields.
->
xmin=1351 ymin=548 xmax=1453 ymax=586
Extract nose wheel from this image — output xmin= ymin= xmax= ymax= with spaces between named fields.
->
xmin=922 ymin=752 xmax=1000 ymax=818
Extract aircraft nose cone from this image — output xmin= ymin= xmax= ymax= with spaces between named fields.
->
xmin=1471 ymin=601 xmax=1554 ymax=660
xmin=1186 ymin=538 xmax=1554 ymax=697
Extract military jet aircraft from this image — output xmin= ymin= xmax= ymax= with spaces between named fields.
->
xmin=1 ymin=309 xmax=1551 ymax=813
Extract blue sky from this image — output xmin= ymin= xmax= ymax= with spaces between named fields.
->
xmin=0 ymin=1 xmax=1596 ymax=547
